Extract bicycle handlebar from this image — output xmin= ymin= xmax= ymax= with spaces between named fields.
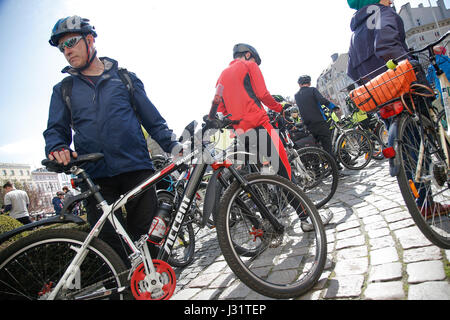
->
xmin=410 ymin=30 xmax=450 ymax=55
xmin=42 ymin=153 xmax=104 ymax=174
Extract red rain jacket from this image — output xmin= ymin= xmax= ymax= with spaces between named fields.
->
xmin=216 ymin=59 xmax=283 ymax=133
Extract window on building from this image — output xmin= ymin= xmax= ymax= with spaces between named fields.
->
xmin=2 ymin=170 xmax=6 ymax=176
xmin=10 ymin=170 xmax=14 ymax=175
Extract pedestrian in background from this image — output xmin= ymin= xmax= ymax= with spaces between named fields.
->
xmin=52 ymin=191 xmax=65 ymax=215
xmin=2 ymin=181 xmax=32 ymax=225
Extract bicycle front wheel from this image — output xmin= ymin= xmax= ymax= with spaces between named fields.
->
xmin=396 ymin=114 xmax=450 ymax=248
xmin=215 ymin=173 xmax=327 ymax=299
xmin=0 ymin=229 xmax=127 ymax=300
xmin=337 ymin=129 xmax=373 ymax=170
xmin=294 ymin=147 xmax=339 ymax=208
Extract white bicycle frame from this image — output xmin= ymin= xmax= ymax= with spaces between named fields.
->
xmin=47 ymin=146 xmax=201 ymax=300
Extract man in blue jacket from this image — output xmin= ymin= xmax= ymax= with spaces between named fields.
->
xmin=52 ymin=192 xmax=64 ymax=215
xmin=347 ymin=1 xmax=450 ymax=217
xmin=43 ymin=16 xmax=179 ymax=262
xmin=347 ymin=0 xmax=409 ymax=83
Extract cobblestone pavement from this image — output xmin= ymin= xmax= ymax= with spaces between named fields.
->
xmin=171 ymin=160 xmax=450 ymax=300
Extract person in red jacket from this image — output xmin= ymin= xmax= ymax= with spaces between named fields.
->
xmin=215 ymin=43 xmax=291 ymax=179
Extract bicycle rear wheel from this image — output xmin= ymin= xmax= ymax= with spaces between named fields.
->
xmin=0 ymin=229 xmax=127 ymax=300
xmin=294 ymin=146 xmax=339 ymax=208
xmin=215 ymin=173 xmax=327 ymax=299
xmin=396 ymin=114 xmax=450 ymax=248
xmin=337 ymin=129 xmax=373 ymax=170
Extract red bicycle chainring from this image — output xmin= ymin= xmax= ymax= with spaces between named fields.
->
xmin=130 ymin=260 xmax=176 ymax=300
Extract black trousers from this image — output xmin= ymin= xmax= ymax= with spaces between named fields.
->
xmin=307 ymin=121 xmax=335 ymax=159
xmin=85 ymin=169 xmax=157 ymax=264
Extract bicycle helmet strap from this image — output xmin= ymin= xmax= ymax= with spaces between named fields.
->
xmin=75 ymin=36 xmax=97 ymax=72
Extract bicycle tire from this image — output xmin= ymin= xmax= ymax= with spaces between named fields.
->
xmin=294 ymin=146 xmax=339 ymax=209
xmin=337 ymin=129 xmax=373 ymax=170
xmin=0 ymin=229 xmax=127 ymax=300
xmin=396 ymin=114 xmax=450 ymax=249
xmin=376 ymin=121 xmax=389 ymax=147
xmin=157 ymin=191 xmax=196 ymax=268
xmin=215 ymin=173 xmax=327 ymax=299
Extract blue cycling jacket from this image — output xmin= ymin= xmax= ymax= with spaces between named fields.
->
xmin=347 ymin=4 xmax=409 ymax=82
xmin=44 ymin=57 xmax=178 ymax=179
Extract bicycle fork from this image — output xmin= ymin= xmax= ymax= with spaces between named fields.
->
xmin=227 ymin=166 xmax=285 ymax=233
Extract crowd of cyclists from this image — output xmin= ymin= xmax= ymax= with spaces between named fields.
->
xmin=1 ymin=0 xmax=448 ymax=300
xmin=41 ymin=0 xmax=450 ymax=264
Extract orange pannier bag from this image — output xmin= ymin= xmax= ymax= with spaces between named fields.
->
xmin=349 ymin=59 xmax=417 ymax=112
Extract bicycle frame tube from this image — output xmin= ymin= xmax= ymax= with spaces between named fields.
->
xmin=437 ymin=66 xmax=450 ymax=135
xmin=48 ymin=147 xmax=198 ymax=299
xmin=437 ymin=73 xmax=450 ymax=167
xmin=160 ymin=162 xmax=208 ymax=261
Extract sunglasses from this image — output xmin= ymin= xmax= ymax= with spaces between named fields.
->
xmin=58 ymin=35 xmax=83 ymax=53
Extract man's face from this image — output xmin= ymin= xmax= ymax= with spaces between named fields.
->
xmin=292 ymin=112 xmax=299 ymax=118
xmin=379 ymin=0 xmax=393 ymax=7
xmin=58 ymin=33 xmax=90 ymax=68
xmin=3 ymin=187 xmax=12 ymax=194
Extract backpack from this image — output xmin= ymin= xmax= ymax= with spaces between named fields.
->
xmin=60 ymin=68 xmax=142 ymax=129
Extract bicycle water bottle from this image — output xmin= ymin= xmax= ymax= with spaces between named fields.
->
xmin=148 ymin=202 xmax=172 ymax=243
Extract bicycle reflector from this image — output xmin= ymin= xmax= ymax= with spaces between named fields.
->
xmin=379 ymin=101 xmax=404 ymax=119
xmin=382 ymin=147 xmax=396 ymax=159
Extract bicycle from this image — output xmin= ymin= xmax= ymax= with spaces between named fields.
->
xmin=339 ymin=115 xmax=385 ymax=161
xmin=269 ymin=110 xmax=339 ymax=209
xmin=0 ymin=93 xmax=326 ymax=300
xmin=347 ymin=31 xmax=450 ymax=249
xmin=328 ymin=112 xmax=373 ymax=170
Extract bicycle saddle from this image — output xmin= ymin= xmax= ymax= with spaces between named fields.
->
xmin=41 ymin=153 xmax=104 ymax=173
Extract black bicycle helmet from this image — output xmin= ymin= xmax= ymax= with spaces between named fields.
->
xmin=297 ymin=75 xmax=312 ymax=85
xmin=272 ymin=95 xmax=286 ymax=103
xmin=233 ymin=43 xmax=262 ymax=65
xmin=49 ymin=16 xmax=97 ymax=47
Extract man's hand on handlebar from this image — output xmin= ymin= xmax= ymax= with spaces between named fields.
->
xmin=48 ymin=148 xmax=78 ymax=166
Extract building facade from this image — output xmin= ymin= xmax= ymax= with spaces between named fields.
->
xmin=316 ymin=53 xmax=354 ymax=115
xmin=399 ymin=0 xmax=450 ymax=52
xmin=31 ymin=168 xmax=72 ymax=213
xmin=0 ymin=163 xmax=33 ymax=187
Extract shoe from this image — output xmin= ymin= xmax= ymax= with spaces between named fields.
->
xmin=420 ymin=202 xmax=450 ymax=220
xmin=301 ymin=210 xmax=333 ymax=232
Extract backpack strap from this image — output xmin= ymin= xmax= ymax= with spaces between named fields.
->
xmin=61 ymin=76 xmax=74 ymax=128
xmin=117 ymin=67 xmax=142 ymax=125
